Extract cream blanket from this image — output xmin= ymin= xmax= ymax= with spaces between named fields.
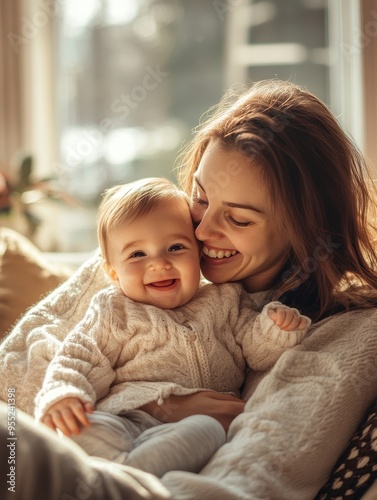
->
xmin=1 ymin=251 xmax=377 ymax=499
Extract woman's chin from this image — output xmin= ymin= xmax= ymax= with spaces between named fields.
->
xmin=200 ymin=258 xmax=238 ymax=284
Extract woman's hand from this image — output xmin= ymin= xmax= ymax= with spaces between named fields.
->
xmin=41 ymin=397 xmax=94 ymax=436
xmin=139 ymin=391 xmax=246 ymax=431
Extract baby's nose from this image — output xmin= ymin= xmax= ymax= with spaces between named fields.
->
xmin=149 ymin=258 xmax=172 ymax=270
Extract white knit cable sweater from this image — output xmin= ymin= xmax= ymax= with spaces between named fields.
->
xmin=35 ymin=283 xmax=308 ymax=421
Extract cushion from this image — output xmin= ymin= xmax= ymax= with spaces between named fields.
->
xmin=0 ymin=228 xmax=72 ymax=340
xmin=315 ymin=399 xmax=377 ymax=499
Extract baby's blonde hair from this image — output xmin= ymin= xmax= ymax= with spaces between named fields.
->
xmin=98 ymin=177 xmax=189 ymax=262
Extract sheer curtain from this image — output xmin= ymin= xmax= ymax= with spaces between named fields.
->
xmin=362 ymin=0 xmax=377 ymax=176
xmin=0 ymin=0 xmax=57 ymax=180
xmin=0 ymin=0 xmax=22 ymax=172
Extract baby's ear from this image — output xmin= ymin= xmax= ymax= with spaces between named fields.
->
xmin=103 ymin=261 xmax=118 ymax=283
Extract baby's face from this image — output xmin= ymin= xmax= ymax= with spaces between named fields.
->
xmin=105 ymin=197 xmax=201 ymax=309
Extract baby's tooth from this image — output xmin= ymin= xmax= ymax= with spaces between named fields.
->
xmin=217 ymin=251 xmax=224 ymax=258
xmin=208 ymin=249 xmax=217 ymax=258
xmin=224 ymin=251 xmax=231 ymax=257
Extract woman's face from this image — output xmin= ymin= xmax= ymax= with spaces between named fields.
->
xmin=191 ymin=140 xmax=291 ymax=292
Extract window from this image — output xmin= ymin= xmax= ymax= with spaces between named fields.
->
xmin=8 ymin=0 xmax=354 ymax=252
xmin=54 ymin=0 xmax=227 ymax=250
xmin=225 ymin=0 xmax=329 ymax=103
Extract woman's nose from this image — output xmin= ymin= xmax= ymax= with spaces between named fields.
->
xmin=194 ymin=209 xmax=221 ymax=241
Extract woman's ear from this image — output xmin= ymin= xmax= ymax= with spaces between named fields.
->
xmin=103 ymin=261 xmax=118 ymax=283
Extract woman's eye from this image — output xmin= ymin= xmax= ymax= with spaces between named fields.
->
xmin=191 ymin=186 xmax=208 ymax=207
xmin=129 ymin=251 xmax=146 ymax=258
xmin=192 ymin=195 xmax=208 ymax=206
xmin=225 ymin=215 xmax=252 ymax=227
xmin=169 ymin=244 xmax=184 ymax=252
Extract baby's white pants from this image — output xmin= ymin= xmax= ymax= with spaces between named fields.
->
xmin=70 ymin=409 xmax=226 ymax=478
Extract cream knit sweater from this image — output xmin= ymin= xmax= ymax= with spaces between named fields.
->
xmin=35 ymin=283 xmax=307 ymax=421
xmin=2 ymin=251 xmax=377 ymax=499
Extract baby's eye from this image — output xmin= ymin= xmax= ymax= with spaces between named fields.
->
xmin=169 ymin=244 xmax=184 ymax=252
xmin=129 ymin=251 xmax=146 ymax=258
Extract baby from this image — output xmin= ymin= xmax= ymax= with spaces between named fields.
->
xmin=36 ymin=177 xmax=310 ymax=478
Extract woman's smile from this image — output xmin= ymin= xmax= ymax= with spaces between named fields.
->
xmin=192 ymin=141 xmax=291 ymax=291
xmin=202 ymin=246 xmax=238 ymax=259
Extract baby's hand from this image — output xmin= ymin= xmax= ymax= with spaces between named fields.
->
xmin=41 ymin=397 xmax=94 ymax=436
xmin=268 ymin=307 xmax=310 ymax=331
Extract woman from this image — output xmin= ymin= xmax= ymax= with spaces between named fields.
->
xmin=140 ymin=80 xmax=377 ymax=498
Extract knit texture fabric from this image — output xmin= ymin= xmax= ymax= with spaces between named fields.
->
xmin=34 ymin=283 xmax=308 ymax=421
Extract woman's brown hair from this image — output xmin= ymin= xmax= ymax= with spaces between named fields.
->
xmin=177 ymin=79 xmax=377 ymax=319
